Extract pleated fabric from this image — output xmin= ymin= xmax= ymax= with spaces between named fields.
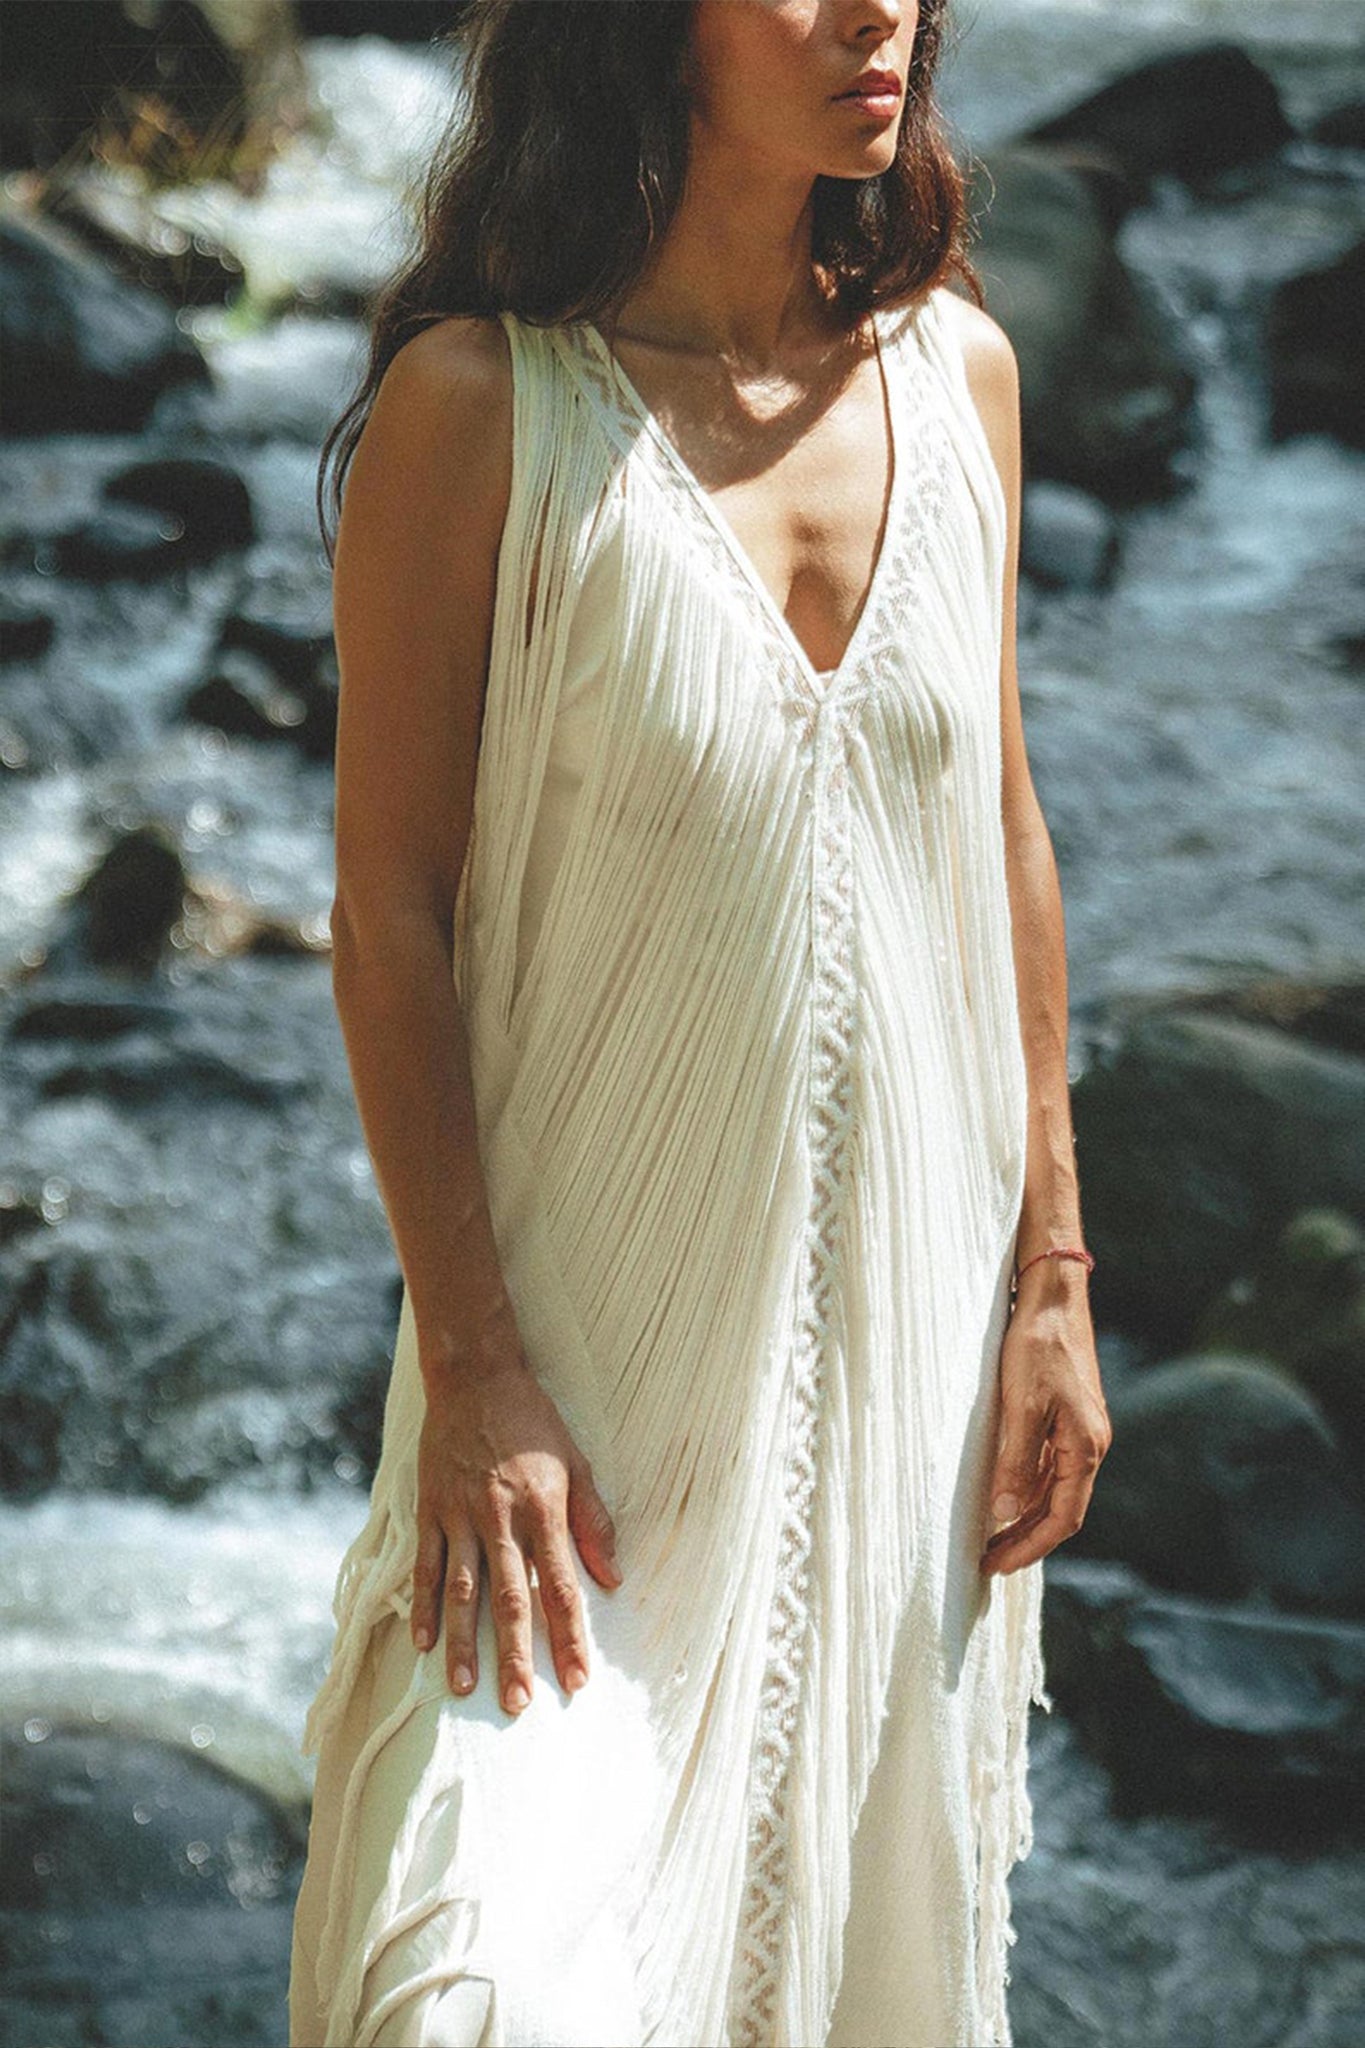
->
xmin=288 ymin=284 xmax=1052 ymax=2048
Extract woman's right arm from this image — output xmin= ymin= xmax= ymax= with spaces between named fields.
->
xmin=327 ymin=314 xmax=622 ymax=1716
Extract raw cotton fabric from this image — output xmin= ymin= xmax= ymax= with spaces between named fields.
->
xmin=288 ymin=285 xmax=1052 ymax=2048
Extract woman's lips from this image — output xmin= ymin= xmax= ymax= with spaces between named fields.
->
xmin=834 ymin=74 xmax=902 ymax=118
xmin=836 ymin=88 xmax=901 ymax=118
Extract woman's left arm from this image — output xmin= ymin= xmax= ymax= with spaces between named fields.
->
xmin=948 ymin=293 xmax=1113 ymax=1577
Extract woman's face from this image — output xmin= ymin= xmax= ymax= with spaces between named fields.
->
xmin=686 ymin=0 xmax=918 ymax=182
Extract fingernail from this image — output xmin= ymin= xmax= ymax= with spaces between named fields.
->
xmin=992 ymin=1493 xmax=1020 ymax=1523
xmin=414 ymin=1624 xmax=433 ymax=1651
xmin=452 ymin=1662 xmax=473 ymax=1692
xmin=505 ymin=1680 xmax=530 ymax=1712
xmin=565 ymin=1663 xmax=587 ymax=1692
xmin=606 ymin=1556 xmax=623 ymax=1585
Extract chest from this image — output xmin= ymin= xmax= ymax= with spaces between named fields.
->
xmin=534 ymin=303 xmax=997 ymax=740
xmin=584 ymin=326 xmax=898 ymax=683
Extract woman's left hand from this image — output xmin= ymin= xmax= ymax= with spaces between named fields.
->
xmin=979 ymin=1260 xmax=1112 ymax=1575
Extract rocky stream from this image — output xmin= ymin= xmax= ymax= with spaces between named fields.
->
xmin=1 ymin=2 xmax=1363 ymax=2043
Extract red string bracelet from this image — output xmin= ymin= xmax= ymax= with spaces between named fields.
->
xmin=1010 ymin=1245 xmax=1095 ymax=1297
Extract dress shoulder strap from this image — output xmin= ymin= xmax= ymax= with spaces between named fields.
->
xmin=912 ymin=286 xmax=1007 ymax=532
xmin=460 ymin=310 xmax=619 ymax=1038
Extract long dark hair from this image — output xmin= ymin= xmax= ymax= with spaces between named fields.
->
xmin=316 ymin=0 xmax=983 ymax=562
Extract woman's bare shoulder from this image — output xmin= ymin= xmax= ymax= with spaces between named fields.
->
xmin=330 ymin=315 xmax=516 ymax=926
xmin=366 ymin=314 xmax=513 ymax=485
xmin=932 ymin=286 xmax=1021 ymax=525
xmin=934 ymin=287 xmax=1019 ymax=427
xmin=384 ymin=312 xmax=510 ymax=399
xmin=339 ymin=312 xmax=514 ymax=599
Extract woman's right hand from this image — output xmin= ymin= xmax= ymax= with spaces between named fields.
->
xmin=409 ymin=1308 xmax=623 ymax=1715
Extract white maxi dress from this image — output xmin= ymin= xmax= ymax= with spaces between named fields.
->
xmin=288 ymin=284 xmax=1052 ymax=2048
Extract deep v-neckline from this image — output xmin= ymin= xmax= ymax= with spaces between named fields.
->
xmin=574 ymin=307 xmax=906 ymax=711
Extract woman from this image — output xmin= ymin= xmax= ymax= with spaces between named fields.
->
xmin=288 ymin=2 xmax=1112 ymax=2044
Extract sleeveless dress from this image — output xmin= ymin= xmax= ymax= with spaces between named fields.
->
xmin=288 ymin=285 xmax=1051 ymax=2048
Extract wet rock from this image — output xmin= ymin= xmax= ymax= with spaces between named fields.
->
xmin=50 ymin=452 xmax=256 ymax=580
xmin=1009 ymin=1706 xmax=1365 ymax=2048
xmin=1041 ymin=1556 xmax=1365 ymax=1824
xmin=1196 ymin=1209 xmax=1365 ymax=1465
xmin=968 ymin=145 xmax=1197 ymax=501
xmin=0 ymin=3 xmax=127 ymax=171
xmin=0 ymin=717 xmax=32 ymax=771
xmin=0 ymin=1721 xmax=302 ymax=1908
xmin=0 ymin=950 xmax=399 ymax=1504
xmin=1266 ymin=238 xmax=1365 ymax=452
xmin=27 ymin=1025 xmax=307 ymax=1110
xmin=8 ymin=991 xmax=181 ymax=1044
xmin=1309 ymin=100 xmax=1365 ymax=151
xmin=5 ymin=980 xmax=309 ymax=1108
xmin=219 ymin=601 xmax=336 ymax=690
xmin=0 ymin=211 xmax=208 ymax=436
xmin=53 ymin=500 xmax=193 ymax=581
xmin=0 ymin=1258 xmax=82 ymax=1498
xmin=0 ymin=1218 xmax=396 ymax=1503
xmin=0 ymin=1183 xmax=48 ymax=1251
xmin=1321 ymin=626 xmax=1365 ymax=678
xmin=0 ymin=1721 xmax=299 ymax=2048
xmin=1199 ymin=981 xmax=1365 ymax=1059
xmin=1073 ymin=1352 xmax=1365 ymax=1616
xmin=184 ymin=648 xmax=311 ymax=744
xmin=0 ymin=603 xmax=54 ymax=664
xmin=1022 ymin=41 xmax=1294 ymax=191
xmin=1071 ymin=984 xmax=1365 ymax=1344
xmin=1021 ymin=480 xmax=1121 ymax=592
xmin=103 ymin=455 xmax=256 ymax=560
xmin=21 ymin=833 xmax=328 ymax=976
xmin=63 ymin=824 xmax=187 ymax=972
xmin=182 ymin=602 xmax=341 ymax=761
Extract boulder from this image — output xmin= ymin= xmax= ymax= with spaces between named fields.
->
xmin=1266 ymin=238 xmax=1365 ymax=452
xmin=64 ymin=825 xmax=187 ymax=972
xmin=0 ymin=957 xmax=401 ymax=1506
xmin=49 ymin=454 xmax=256 ymax=579
xmin=0 ymin=211 xmax=207 ymax=435
xmin=968 ymin=145 xmax=1196 ymax=501
xmin=1020 ymin=479 xmax=1121 ymax=592
xmin=1041 ymin=1556 xmax=1365 ymax=1824
xmin=0 ymin=604 xmax=55 ymax=664
xmin=54 ymin=502 xmax=196 ymax=582
xmin=103 ymin=455 xmax=256 ymax=559
xmin=1309 ymin=100 xmax=1365 ymax=151
xmin=1008 ymin=1707 xmax=1365 ymax=2048
xmin=1023 ymin=41 xmax=1293 ymax=190
xmin=1071 ymin=986 xmax=1365 ymax=1343
xmin=1072 ymin=1352 xmax=1365 ymax=1616
xmin=0 ymin=1721 xmax=300 ymax=2048
xmin=1196 ymin=1209 xmax=1365 ymax=1464
xmin=182 ymin=633 xmax=337 ymax=762
xmin=218 ymin=600 xmax=337 ymax=689
xmin=0 ymin=1218 xmax=396 ymax=1503
xmin=183 ymin=648 xmax=311 ymax=745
